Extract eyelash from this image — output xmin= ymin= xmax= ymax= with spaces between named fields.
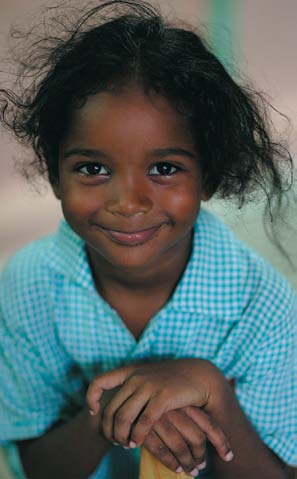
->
xmin=77 ymin=163 xmax=109 ymax=176
xmin=76 ymin=161 xmax=183 ymax=177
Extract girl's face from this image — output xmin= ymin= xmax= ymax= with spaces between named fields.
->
xmin=56 ymin=85 xmax=205 ymax=274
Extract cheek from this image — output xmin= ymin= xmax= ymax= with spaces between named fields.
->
xmin=164 ymin=184 xmax=202 ymax=221
xmin=61 ymin=186 xmax=105 ymax=219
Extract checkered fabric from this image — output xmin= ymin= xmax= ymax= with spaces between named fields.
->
xmin=0 ymin=209 xmax=296 ymax=478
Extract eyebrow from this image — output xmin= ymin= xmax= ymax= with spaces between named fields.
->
xmin=63 ymin=147 xmax=197 ymax=161
xmin=63 ymin=148 xmax=107 ymax=160
xmin=152 ymin=148 xmax=197 ymax=160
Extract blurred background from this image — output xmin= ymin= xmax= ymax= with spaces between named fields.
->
xmin=0 ymin=0 xmax=297 ymax=285
xmin=0 ymin=1 xmax=297 ymax=477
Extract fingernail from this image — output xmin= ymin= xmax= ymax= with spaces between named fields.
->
xmin=123 ymin=446 xmax=129 ymax=450
xmin=113 ymin=442 xmax=120 ymax=446
xmin=198 ymin=461 xmax=207 ymax=470
xmin=129 ymin=441 xmax=137 ymax=449
xmin=189 ymin=467 xmax=199 ymax=477
xmin=175 ymin=466 xmax=183 ymax=473
xmin=88 ymin=409 xmax=95 ymax=416
xmin=225 ymin=450 xmax=234 ymax=462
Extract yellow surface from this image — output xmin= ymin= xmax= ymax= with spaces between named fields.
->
xmin=140 ymin=448 xmax=191 ymax=479
xmin=0 ymin=447 xmax=15 ymax=479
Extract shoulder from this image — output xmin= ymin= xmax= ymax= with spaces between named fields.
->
xmin=0 ymin=220 xmax=86 ymax=291
xmin=0 ymin=231 xmax=59 ymax=333
xmin=0 ymin=221 xmax=94 ymax=333
xmin=1 ymin=231 xmax=57 ymax=294
xmin=190 ymin=209 xmax=296 ymax=322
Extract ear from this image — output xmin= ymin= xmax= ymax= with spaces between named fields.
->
xmin=52 ymin=181 xmax=61 ymax=200
xmin=200 ymin=174 xmax=213 ymax=202
xmin=201 ymin=190 xmax=212 ymax=202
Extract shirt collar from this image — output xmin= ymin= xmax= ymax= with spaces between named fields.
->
xmin=48 ymin=210 xmax=244 ymax=316
xmin=168 ymin=209 xmax=244 ymax=317
xmin=48 ymin=220 xmax=95 ymax=290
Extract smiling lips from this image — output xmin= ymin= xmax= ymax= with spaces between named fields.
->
xmin=100 ymin=224 xmax=164 ymax=246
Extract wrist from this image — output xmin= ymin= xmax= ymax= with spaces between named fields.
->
xmin=168 ymin=357 xmax=230 ymax=412
xmin=186 ymin=358 xmax=232 ymax=413
xmin=81 ymin=406 xmax=111 ymax=450
xmin=206 ymin=374 xmax=235 ymax=415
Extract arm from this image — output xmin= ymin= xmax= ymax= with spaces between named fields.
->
xmin=206 ymin=378 xmax=295 ymax=479
xmin=17 ymin=407 xmax=110 ymax=479
xmin=87 ymin=358 xmax=295 ymax=479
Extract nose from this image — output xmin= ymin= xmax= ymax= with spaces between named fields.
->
xmin=105 ymin=175 xmax=153 ymax=217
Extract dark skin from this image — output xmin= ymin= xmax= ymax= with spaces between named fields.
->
xmin=88 ymin=241 xmax=191 ymax=340
xmin=18 ymin=85 xmax=295 ymax=478
xmin=87 ymin=361 xmax=295 ymax=479
xmin=17 ymin=401 xmax=231 ymax=479
xmin=18 ymin=409 xmax=110 ymax=479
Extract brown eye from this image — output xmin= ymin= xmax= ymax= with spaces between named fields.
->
xmin=78 ymin=163 xmax=108 ymax=176
xmin=149 ymin=162 xmax=180 ymax=176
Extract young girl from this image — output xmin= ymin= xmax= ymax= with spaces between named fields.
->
xmin=0 ymin=1 xmax=296 ymax=478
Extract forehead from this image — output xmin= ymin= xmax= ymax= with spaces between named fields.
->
xmin=63 ymin=85 xmax=195 ymax=149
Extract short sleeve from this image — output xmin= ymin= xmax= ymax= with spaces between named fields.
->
xmin=0 ymin=250 xmax=84 ymax=444
xmin=0 ymin=312 xmax=65 ymax=442
xmin=234 ymin=261 xmax=297 ymax=466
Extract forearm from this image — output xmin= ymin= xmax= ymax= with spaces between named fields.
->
xmin=206 ymin=381 xmax=294 ymax=479
xmin=17 ymin=407 xmax=110 ymax=479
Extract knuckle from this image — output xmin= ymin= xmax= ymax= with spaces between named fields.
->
xmin=175 ymin=444 xmax=189 ymax=458
xmin=128 ymin=375 xmax=141 ymax=388
xmin=157 ymin=443 xmax=170 ymax=459
xmin=138 ymin=412 xmax=153 ymax=427
xmin=115 ymin=411 xmax=128 ymax=425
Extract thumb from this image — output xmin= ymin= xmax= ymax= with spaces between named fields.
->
xmin=86 ymin=365 xmax=136 ymax=415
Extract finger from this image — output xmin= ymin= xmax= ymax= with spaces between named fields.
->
xmin=185 ymin=407 xmax=233 ymax=462
xmin=165 ymin=410 xmax=206 ymax=468
xmin=86 ymin=365 xmax=135 ymax=415
xmin=104 ymin=387 xmax=149 ymax=445
xmin=153 ymin=413 xmax=201 ymax=476
xmin=101 ymin=374 xmax=143 ymax=420
xmin=101 ymin=380 xmax=139 ymax=442
xmin=143 ymin=430 xmax=180 ymax=474
xmin=130 ymin=394 xmax=167 ymax=446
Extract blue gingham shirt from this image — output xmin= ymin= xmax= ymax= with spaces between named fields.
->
xmin=0 ymin=209 xmax=296 ymax=478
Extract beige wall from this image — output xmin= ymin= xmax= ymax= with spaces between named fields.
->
xmin=0 ymin=0 xmax=297 ymax=284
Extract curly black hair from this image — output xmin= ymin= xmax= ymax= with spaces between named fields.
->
xmin=0 ymin=0 xmax=293 ymax=210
